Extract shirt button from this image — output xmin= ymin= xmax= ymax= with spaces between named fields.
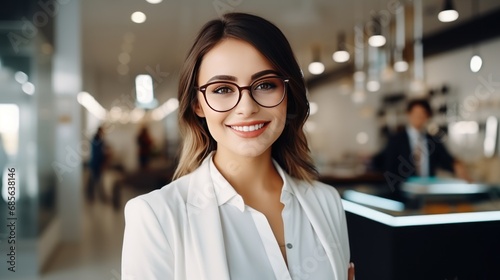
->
xmin=286 ymin=243 xmax=293 ymax=249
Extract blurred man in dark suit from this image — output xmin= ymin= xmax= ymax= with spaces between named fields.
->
xmin=382 ymin=99 xmax=470 ymax=194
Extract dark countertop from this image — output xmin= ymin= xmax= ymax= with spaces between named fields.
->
xmin=335 ymin=177 xmax=500 ymax=227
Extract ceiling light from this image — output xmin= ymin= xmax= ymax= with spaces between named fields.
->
xmin=453 ymin=121 xmax=479 ymax=134
xmin=366 ymin=80 xmax=380 ymax=92
xmin=109 ymin=106 xmax=123 ymax=121
xmin=146 ymin=0 xmax=163 ymax=3
xmin=135 ymin=74 xmax=158 ymax=109
xmin=118 ymin=52 xmax=131 ymax=64
xmin=413 ymin=0 xmax=426 ymax=94
xmin=393 ymin=4 xmax=407 ymax=73
xmin=151 ymin=98 xmax=179 ymax=120
xmin=14 ymin=71 xmax=28 ymax=84
xmin=368 ymin=16 xmax=386 ymax=47
xmin=77 ymin=92 xmax=107 ymax=120
xmin=438 ymin=0 xmax=459 ymax=22
xmin=131 ymin=12 xmax=146 ymax=24
xmin=130 ymin=108 xmax=146 ymax=123
xmin=332 ymin=32 xmax=350 ymax=63
xmin=333 ymin=50 xmax=350 ymax=63
xmin=119 ymin=111 xmax=130 ymax=124
xmin=356 ymin=132 xmax=369 ymax=145
xmin=394 ymin=60 xmax=409 ymax=72
xmin=308 ymin=47 xmax=325 ymax=75
xmin=484 ymin=116 xmax=498 ymax=158
xmin=368 ymin=35 xmax=386 ymax=48
xmin=469 ymin=2 xmax=481 ymax=73
xmin=22 ymin=82 xmax=35 ymax=95
xmin=136 ymin=74 xmax=154 ymax=104
xmin=308 ymin=62 xmax=325 ymax=75
xmin=470 ymin=55 xmax=482 ymax=73
xmin=309 ymin=102 xmax=318 ymax=115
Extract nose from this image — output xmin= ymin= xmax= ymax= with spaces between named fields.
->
xmin=234 ymin=88 xmax=259 ymax=116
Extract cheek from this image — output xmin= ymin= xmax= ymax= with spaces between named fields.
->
xmin=202 ymin=110 xmax=228 ymax=139
xmin=204 ymin=112 xmax=221 ymax=129
xmin=272 ymin=103 xmax=288 ymax=133
xmin=278 ymin=107 xmax=288 ymax=127
xmin=278 ymin=100 xmax=288 ymax=125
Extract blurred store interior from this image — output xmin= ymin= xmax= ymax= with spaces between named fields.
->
xmin=1 ymin=0 xmax=500 ymax=279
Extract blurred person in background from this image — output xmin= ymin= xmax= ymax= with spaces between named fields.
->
xmin=382 ymin=99 xmax=471 ymax=195
xmin=121 ymin=13 xmax=354 ymax=280
xmin=136 ymin=125 xmax=153 ymax=169
xmin=87 ymin=126 xmax=109 ymax=201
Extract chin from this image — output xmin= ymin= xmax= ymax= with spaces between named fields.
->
xmin=234 ymin=146 xmax=269 ymax=158
xmin=229 ymin=141 xmax=272 ymax=159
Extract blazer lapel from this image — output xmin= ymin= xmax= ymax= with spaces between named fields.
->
xmin=287 ymin=175 xmax=346 ymax=280
xmin=186 ymin=159 xmax=230 ymax=280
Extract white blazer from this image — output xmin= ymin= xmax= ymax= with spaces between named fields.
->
xmin=121 ymin=157 xmax=350 ymax=280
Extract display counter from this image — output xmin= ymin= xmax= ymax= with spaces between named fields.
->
xmin=339 ymin=180 xmax=500 ymax=280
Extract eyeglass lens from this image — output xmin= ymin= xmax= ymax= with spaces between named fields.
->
xmin=203 ymin=77 xmax=285 ymax=111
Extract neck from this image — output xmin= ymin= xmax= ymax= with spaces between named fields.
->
xmin=213 ymin=149 xmax=283 ymax=196
xmin=409 ymin=124 xmax=424 ymax=133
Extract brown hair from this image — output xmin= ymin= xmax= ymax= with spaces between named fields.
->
xmin=173 ymin=13 xmax=318 ymax=182
xmin=407 ymin=99 xmax=433 ymax=117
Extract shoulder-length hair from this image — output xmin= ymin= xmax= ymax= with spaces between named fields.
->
xmin=173 ymin=12 xmax=318 ymax=182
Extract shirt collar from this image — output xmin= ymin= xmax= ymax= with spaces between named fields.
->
xmin=208 ymin=153 xmax=293 ymax=212
xmin=406 ymin=125 xmax=425 ymax=139
xmin=273 ymin=158 xmax=294 ymax=202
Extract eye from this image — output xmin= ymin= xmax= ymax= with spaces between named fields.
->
xmin=254 ymin=80 xmax=277 ymax=91
xmin=213 ymin=87 xmax=233 ymax=94
xmin=209 ymin=83 xmax=237 ymax=94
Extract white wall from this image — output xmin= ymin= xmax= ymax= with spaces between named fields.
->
xmin=307 ymin=37 xmax=500 ymax=167
xmin=307 ymin=80 xmax=380 ymax=167
xmin=424 ymin=37 xmax=500 ymax=161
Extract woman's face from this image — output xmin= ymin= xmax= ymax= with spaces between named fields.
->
xmin=195 ymin=38 xmax=287 ymax=160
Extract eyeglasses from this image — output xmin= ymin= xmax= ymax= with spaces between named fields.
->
xmin=196 ymin=76 xmax=289 ymax=112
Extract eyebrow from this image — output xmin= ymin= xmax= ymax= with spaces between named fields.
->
xmin=205 ymin=69 xmax=280 ymax=83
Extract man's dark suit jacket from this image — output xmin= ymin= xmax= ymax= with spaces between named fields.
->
xmin=382 ymin=129 xmax=455 ymax=191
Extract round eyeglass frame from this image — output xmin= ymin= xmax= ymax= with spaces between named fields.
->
xmin=195 ymin=76 xmax=290 ymax=113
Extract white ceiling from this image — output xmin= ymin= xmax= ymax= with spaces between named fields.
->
xmin=81 ymin=0 xmax=500 ymax=107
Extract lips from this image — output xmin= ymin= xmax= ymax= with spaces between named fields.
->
xmin=226 ymin=121 xmax=269 ymax=138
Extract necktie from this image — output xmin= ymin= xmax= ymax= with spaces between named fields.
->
xmin=413 ymin=134 xmax=424 ymax=176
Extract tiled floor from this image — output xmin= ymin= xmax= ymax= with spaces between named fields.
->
xmin=41 ymin=186 xmax=141 ymax=280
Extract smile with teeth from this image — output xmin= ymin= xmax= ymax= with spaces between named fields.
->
xmin=229 ymin=123 xmax=266 ymax=132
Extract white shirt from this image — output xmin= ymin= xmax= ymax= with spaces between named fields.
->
xmin=209 ymin=158 xmax=334 ymax=280
xmin=121 ymin=154 xmax=350 ymax=280
xmin=407 ymin=125 xmax=429 ymax=177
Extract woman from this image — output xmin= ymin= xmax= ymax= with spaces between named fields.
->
xmin=122 ymin=13 xmax=353 ymax=280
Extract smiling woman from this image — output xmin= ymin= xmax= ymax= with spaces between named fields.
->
xmin=121 ymin=13 xmax=353 ymax=280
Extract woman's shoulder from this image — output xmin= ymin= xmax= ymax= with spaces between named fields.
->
xmin=290 ymin=176 xmax=342 ymax=201
xmin=124 ymin=174 xmax=192 ymax=215
xmin=311 ymin=180 xmax=342 ymax=200
xmin=289 ymin=177 xmax=346 ymax=220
